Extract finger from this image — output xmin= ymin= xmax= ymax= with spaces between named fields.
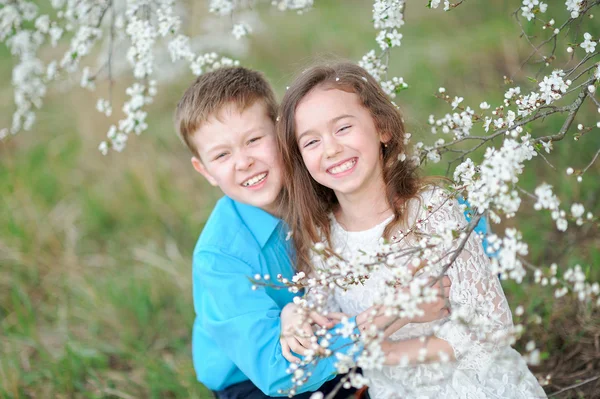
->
xmin=309 ymin=312 xmax=334 ymax=328
xmin=383 ymin=319 xmax=406 ymax=338
xmin=281 ymin=339 xmax=300 ymax=363
xmin=441 ymin=277 xmax=452 ymax=299
xmin=289 ymin=337 xmax=308 ymax=356
xmin=432 ymin=306 xmax=450 ymax=321
xmin=326 ymin=312 xmax=348 ymax=322
xmin=442 ymin=276 xmax=452 ymax=289
xmin=359 ymin=307 xmax=390 ymax=329
xmin=357 ymin=306 xmax=377 ymax=326
xmin=295 ymin=334 xmax=313 ymax=350
xmin=295 ymin=323 xmax=314 ymax=348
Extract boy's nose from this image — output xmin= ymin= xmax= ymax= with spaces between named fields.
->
xmin=235 ymin=153 xmax=255 ymax=170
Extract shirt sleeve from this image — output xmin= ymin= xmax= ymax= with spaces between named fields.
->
xmin=194 ymin=249 xmax=356 ymax=396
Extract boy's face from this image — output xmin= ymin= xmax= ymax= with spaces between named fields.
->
xmin=191 ymin=101 xmax=283 ymax=215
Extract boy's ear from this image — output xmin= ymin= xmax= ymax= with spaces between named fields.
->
xmin=191 ymin=156 xmax=218 ymax=186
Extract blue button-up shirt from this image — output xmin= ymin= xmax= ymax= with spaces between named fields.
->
xmin=192 ymin=197 xmax=352 ymax=395
xmin=457 ymin=197 xmax=493 ymax=255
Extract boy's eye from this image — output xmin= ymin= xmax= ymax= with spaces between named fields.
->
xmin=214 ymin=152 xmax=228 ymax=160
xmin=247 ymin=136 xmax=263 ymax=145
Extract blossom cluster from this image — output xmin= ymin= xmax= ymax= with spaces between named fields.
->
xmin=358 ymin=0 xmax=408 ymax=98
xmin=0 ymin=0 xmax=312 ymax=153
xmin=520 ymin=0 xmax=548 ymax=21
xmin=452 ymin=136 xmax=537 ymax=222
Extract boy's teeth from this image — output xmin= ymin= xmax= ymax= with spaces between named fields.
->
xmin=243 ymin=173 xmax=267 ymax=187
xmin=329 ymin=159 xmax=356 ymax=174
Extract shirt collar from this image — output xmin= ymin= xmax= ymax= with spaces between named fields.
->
xmin=233 ymin=199 xmax=282 ymax=248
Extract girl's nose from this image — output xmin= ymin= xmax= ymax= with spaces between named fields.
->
xmin=323 ymin=137 xmax=343 ymax=158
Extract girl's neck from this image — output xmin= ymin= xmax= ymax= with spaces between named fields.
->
xmin=333 ymin=178 xmax=392 ymax=232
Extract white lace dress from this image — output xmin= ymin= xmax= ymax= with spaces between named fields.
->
xmin=320 ymin=188 xmax=547 ymax=399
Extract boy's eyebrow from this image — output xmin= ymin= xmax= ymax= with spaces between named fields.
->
xmin=297 ymin=114 xmax=353 ymax=143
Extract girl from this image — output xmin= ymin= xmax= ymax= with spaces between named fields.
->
xmin=278 ymin=62 xmax=546 ymax=399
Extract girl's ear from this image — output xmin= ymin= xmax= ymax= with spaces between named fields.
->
xmin=380 ymin=130 xmax=392 ymax=145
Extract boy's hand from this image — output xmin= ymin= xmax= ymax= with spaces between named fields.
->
xmin=356 ymin=276 xmax=452 ymax=337
xmin=280 ymin=303 xmax=346 ymax=363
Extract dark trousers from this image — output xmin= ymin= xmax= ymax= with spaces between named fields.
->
xmin=213 ymin=374 xmax=359 ymax=399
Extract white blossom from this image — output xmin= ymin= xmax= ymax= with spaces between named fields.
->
xmin=580 ymin=32 xmax=597 ymax=53
xmin=232 ymin=23 xmax=252 ymax=40
xmin=565 ymin=0 xmax=584 ymax=18
xmin=570 ymin=203 xmax=584 ymax=218
xmin=451 ymin=96 xmax=464 ymax=110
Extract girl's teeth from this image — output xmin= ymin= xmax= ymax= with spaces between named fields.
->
xmin=330 ymin=160 xmax=355 ymax=174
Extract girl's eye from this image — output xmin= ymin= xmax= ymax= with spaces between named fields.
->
xmin=303 ymin=139 xmax=319 ymax=148
xmin=337 ymin=125 xmax=351 ymax=133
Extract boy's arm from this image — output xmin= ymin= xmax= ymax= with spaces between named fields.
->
xmin=195 ymin=249 xmax=356 ymax=396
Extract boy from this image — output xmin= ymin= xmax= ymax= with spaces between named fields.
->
xmin=174 ymin=67 xmax=357 ymax=398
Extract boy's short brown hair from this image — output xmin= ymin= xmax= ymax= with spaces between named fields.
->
xmin=174 ymin=67 xmax=278 ymax=157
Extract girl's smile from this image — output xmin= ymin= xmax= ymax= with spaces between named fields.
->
xmin=326 ymin=157 xmax=358 ymax=176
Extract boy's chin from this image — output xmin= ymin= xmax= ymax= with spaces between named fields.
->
xmin=232 ymin=189 xmax=280 ymax=213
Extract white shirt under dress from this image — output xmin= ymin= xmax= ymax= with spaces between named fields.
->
xmin=315 ymin=188 xmax=547 ymax=399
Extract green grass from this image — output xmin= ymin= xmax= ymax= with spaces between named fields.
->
xmin=1 ymin=1 xmax=599 ymax=397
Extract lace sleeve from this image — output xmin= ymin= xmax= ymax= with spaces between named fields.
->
xmin=418 ymin=188 xmax=513 ymax=370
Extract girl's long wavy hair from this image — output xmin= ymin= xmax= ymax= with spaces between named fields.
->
xmin=278 ymin=62 xmax=432 ymax=275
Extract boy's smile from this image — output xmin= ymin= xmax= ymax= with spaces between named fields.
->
xmin=191 ymin=101 xmax=283 ymax=215
xmin=241 ymin=171 xmax=268 ymax=188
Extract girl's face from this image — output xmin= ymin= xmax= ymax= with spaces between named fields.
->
xmin=294 ymin=86 xmax=386 ymax=200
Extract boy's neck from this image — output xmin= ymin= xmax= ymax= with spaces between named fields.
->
xmin=260 ymin=200 xmax=282 ymax=219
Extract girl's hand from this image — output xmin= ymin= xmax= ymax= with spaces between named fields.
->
xmin=409 ymin=275 xmax=452 ymax=324
xmin=280 ymin=303 xmax=346 ymax=363
xmin=356 ymin=305 xmax=407 ymax=337
xmin=356 ymin=276 xmax=452 ymax=336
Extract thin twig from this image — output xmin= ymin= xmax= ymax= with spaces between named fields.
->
xmin=582 ymin=148 xmax=600 ymax=175
xmin=439 ymin=212 xmax=483 ymax=276
xmin=589 ymin=93 xmax=600 ymax=109
xmin=548 ymin=375 xmax=600 ymax=398
xmin=532 ymin=89 xmax=588 ymax=144
xmin=569 ymin=61 xmax=600 ymax=85
xmin=536 ymin=148 xmax=557 ymax=170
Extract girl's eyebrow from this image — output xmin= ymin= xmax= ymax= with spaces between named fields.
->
xmin=297 ymin=114 xmax=354 ymax=142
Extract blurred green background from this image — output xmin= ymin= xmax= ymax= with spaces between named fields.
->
xmin=1 ymin=1 xmax=599 ymax=398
